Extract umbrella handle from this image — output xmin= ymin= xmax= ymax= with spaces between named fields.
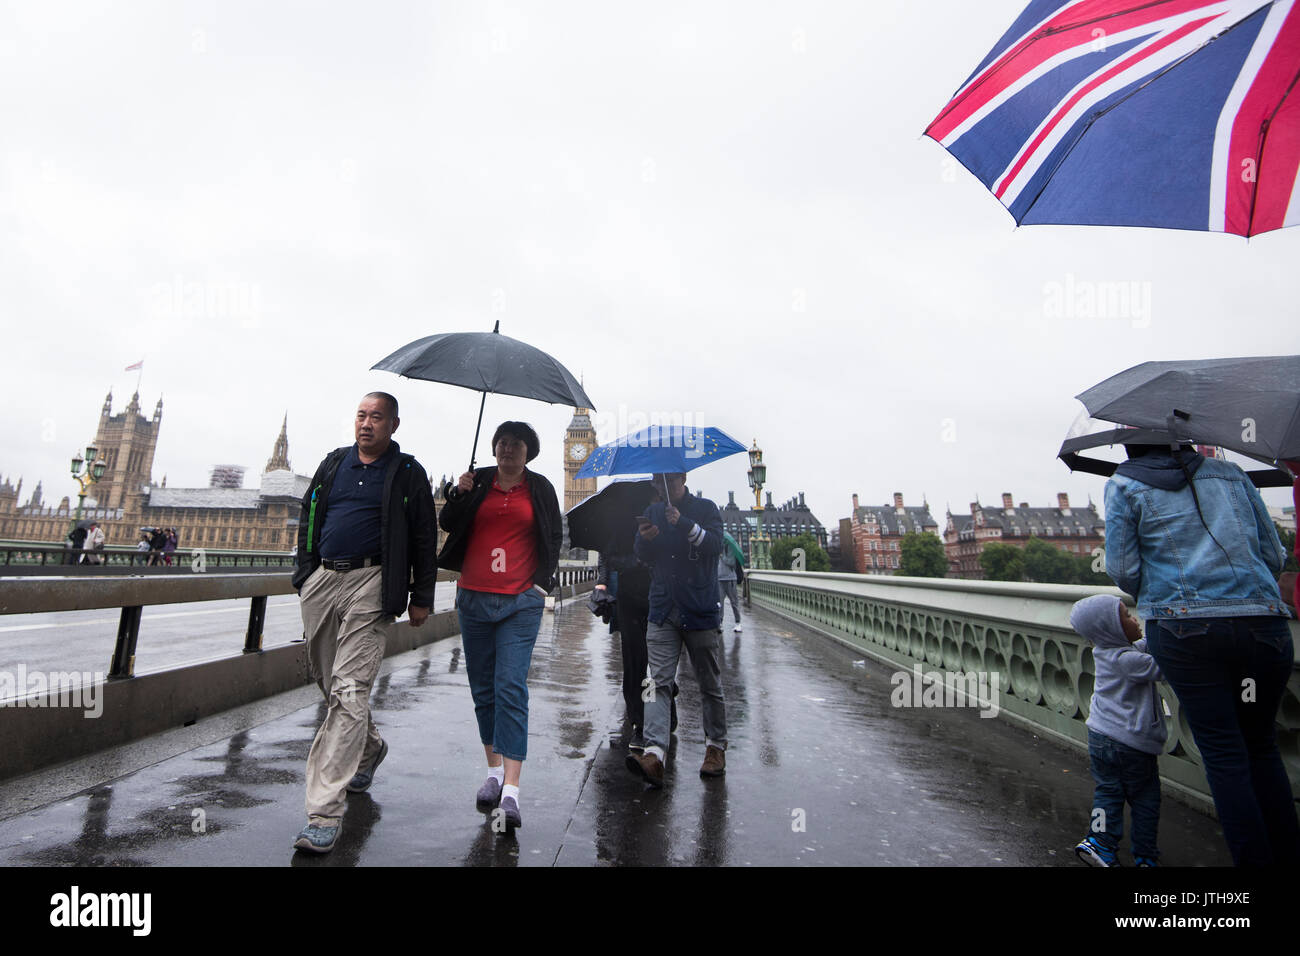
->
xmin=469 ymin=391 xmax=487 ymax=471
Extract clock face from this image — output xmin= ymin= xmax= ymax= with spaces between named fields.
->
xmin=569 ymin=443 xmax=588 ymax=461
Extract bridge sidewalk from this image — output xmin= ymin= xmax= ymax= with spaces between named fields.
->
xmin=0 ymin=599 xmax=1231 ymax=866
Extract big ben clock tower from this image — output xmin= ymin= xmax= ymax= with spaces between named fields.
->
xmin=563 ymin=406 xmax=598 ymax=512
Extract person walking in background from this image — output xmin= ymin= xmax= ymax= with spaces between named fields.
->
xmin=148 ymin=526 xmax=167 ymax=567
xmin=1070 ymin=595 xmax=1166 ymax=867
xmin=290 ymin=392 xmax=438 ymax=854
xmin=717 ymin=539 xmax=744 ymax=633
xmin=628 ymin=472 xmax=727 ymax=787
xmin=1106 ymin=441 xmax=1298 ymax=866
xmin=438 ymin=422 xmax=562 ymax=832
xmin=595 ymin=485 xmax=677 ymax=754
xmin=66 ymin=523 xmax=88 ymax=565
xmin=162 ymin=527 xmax=177 ymax=566
xmin=84 ymin=522 xmax=106 ymax=565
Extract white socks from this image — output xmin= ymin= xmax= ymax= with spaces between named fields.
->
xmin=502 ymin=783 xmax=520 ymax=803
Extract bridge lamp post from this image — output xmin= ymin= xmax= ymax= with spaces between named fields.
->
xmin=69 ymin=445 xmax=108 ymax=534
xmin=746 ymin=439 xmax=771 ymax=570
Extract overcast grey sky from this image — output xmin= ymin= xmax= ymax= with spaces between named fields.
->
xmin=3 ymin=1 xmax=1296 ymax=534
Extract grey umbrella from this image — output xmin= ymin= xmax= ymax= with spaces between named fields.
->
xmin=1076 ymin=356 xmax=1300 ymax=464
xmin=1058 ymin=426 xmax=1292 ymax=489
xmin=372 ymin=321 xmax=596 ymax=469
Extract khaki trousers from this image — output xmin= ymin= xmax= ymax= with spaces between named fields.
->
xmin=300 ymin=565 xmax=390 ymax=823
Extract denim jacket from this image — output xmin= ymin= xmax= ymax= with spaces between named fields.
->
xmin=1105 ymin=455 xmax=1290 ymax=620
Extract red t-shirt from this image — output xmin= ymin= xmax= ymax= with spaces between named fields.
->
xmin=459 ymin=474 xmax=539 ymax=595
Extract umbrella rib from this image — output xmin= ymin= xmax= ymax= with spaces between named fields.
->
xmin=936 ymin=1 xmax=1199 ymax=118
xmin=1246 ymin=63 xmax=1300 ymax=237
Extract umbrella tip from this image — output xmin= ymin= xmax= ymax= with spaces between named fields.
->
xmin=492 ymin=320 xmax=499 ymax=333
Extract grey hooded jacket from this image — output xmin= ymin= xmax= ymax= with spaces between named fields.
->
xmin=1070 ymin=594 xmax=1168 ymax=755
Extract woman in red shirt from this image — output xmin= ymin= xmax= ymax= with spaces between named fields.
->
xmin=437 ymin=422 xmax=562 ymax=832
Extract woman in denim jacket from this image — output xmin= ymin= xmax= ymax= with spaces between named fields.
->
xmin=1105 ymin=443 xmax=1298 ymax=866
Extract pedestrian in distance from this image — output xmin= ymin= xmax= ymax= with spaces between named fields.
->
xmin=148 ymin=527 xmax=167 ymax=567
xmin=66 ymin=524 xmax=88 ymax=565
xmin=290 ymin=392 xmax=438 ymax=854
xmin=438 ymin=421 xmax=562 ymax=833
xmin=84 ymin=522 xmax=106 ymax=565
xmin=717 ymin=542 xmax=743 ymax=633
xmin=1106 ymin=441 xmax=1298 ymax=866
xmin=627 ymin=472 xmax=728 ymax=788
xmin=594 ymin=484 xmax=678 ymax=754
xmin=1069 ymin=594 xmax=1165 ymax=867
xmin=162 ymin=527 xmax=177 ymax=566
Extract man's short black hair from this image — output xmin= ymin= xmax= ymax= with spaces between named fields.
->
xmin=492 ymin=421 xmax=540 ymax=462
xmin=364 ymin=391 xmax=399 ymax=418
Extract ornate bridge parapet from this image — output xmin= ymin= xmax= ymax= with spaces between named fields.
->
xmin=748 ymin=570 xmax=1300 ymax=808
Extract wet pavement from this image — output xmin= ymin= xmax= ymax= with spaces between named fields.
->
xmin=0 ymin=599 xmax=1232 ymax=866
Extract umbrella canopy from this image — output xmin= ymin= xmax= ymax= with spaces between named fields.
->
xmin=926 ymin=0 xmax=1300 ymax=237
xmin=372 ymin=321 xmax=595 ymax=468
xmin=565 ymin=479 xmax=657 ymax=553
xmin=722 ymin=531 xmax=746 ymax=567
xmin=575 ymin=425 xmax=748 ymax=480
xmin=1057 ymin=423 xmax=1293 ymax=486
xmin=1076 ymin=356 xmax=1300 ymax=461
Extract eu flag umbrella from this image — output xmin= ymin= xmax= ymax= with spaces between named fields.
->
xmin=576 ymin=424 xmax=748 ymax=504
xmin=926 ymin=0 xmax=1300 ymax=237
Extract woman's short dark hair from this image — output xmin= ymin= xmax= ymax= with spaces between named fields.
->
xmin=492 ymin=421 xmax=540 ymax=462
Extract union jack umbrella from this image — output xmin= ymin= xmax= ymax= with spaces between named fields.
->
xmin=925 ymin=0 xmax=1300 ymax=237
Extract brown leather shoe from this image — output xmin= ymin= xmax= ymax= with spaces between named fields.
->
xmin=700 ymin=745 xmax=726 ymax=777
xmin=626 ymin=751 xmax=664 ymax=788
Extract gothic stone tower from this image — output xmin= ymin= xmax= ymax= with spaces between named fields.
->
xmin=563 ymin=407 xmax=597 ymax=512
xmin=92 ymin=390 xmax=162 ymax=510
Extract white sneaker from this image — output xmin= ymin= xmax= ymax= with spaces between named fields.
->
xmin=733 ymin=623 xmax=743 ymax=633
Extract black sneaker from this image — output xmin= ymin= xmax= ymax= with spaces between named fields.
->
xmin=628 ymin=727 xmax=646 ymax=753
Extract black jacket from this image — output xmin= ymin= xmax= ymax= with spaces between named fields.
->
xmin=438 ymin=466 xmax=562 ymax=592
xmin=293 ymin=441 xmax=438 ymax=616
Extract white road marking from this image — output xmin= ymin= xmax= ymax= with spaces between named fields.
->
xmin=0 ymin=599 xmax=300 ymax=633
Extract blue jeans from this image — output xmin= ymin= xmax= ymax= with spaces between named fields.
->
xmin=1145 ymin=615 xmax=1300 ymax=866
xmin=1086 ymin=729 xmax=1161 ymax=860
xmin=456 ymin=586 xmax=546 ymax=762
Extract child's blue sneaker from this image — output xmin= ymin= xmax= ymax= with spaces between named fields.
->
xmin=1074 ymin=835 xmax=1120 ymax=867
xmin=1134 ymin=855 xmax=1158 ymax=867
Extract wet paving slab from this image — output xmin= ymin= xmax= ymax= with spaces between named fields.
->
xmin=0 ymin=599 xmax=1231 ymax=866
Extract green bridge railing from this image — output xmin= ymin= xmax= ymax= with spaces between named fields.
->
xmin=747 ymin=569 xmax=1300 ymax=810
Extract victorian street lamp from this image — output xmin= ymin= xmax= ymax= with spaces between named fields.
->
xmin=69 ymin=443 xmax=108 ymax=537
xmin=745 ymin=439 xmax=771 ymax=570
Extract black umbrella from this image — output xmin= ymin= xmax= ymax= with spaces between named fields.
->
xmin=565 ymin=479 xmax=656 ymax=553
xmin=1058 ymin=426 xmax=1292 ymax=489
xmin=372 ymin=321 xmax=596 ymax=469
xmin=1076 ymin=356 xmax=1300 ymax=464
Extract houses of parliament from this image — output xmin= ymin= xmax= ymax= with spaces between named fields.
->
xmin=0 ymin=391 xmax=599 ymax=552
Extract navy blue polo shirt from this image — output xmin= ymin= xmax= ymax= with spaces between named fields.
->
xmin=318 ymin=443 xmax=394 ymax=560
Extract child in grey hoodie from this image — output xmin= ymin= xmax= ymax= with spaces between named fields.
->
xmin=1070 ymin=594 xmax=1167 ymax=867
